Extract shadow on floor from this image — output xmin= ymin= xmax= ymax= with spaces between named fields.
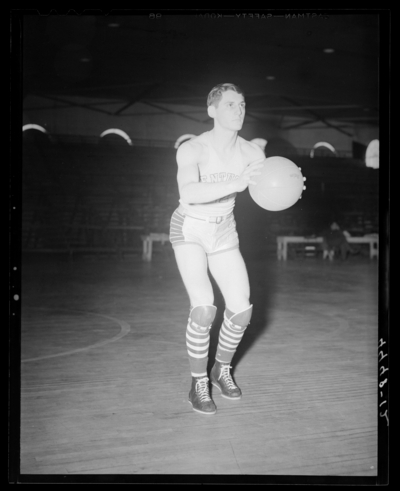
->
xmin=207 ymin=252 xmax=278 ymax=371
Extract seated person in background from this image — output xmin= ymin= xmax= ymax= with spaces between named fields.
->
xmin=322 ymin=222 xmax=354 ymax=261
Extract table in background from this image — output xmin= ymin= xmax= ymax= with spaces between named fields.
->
xmin=141 ymin=233 xmax=170 ymax=261
xmin=276 ymin=235 xmax=379 ymax=261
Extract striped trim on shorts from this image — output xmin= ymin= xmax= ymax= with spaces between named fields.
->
xmin=169 ymin=208 xmax=240 ymax=255
xmin=169 ymin=209 xmax=186 ymax=245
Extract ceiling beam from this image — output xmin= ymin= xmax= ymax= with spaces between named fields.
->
xmin=143 ymin=101 xmax=207 ymax=124
xmin=281 ymin=96 xmax=354 ymax=137
xmin=32 ymin=94 xmax=115 ymax=115
xmin=113 ymin=84 xmax=161 ymax=115
xmin=282 ymin=119 xmax=319 ymax=130
xmin=248 ymin=104 xmax=363 ymax=112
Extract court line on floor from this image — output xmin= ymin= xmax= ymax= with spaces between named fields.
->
xmin=21 ymin=308 xmax=131 ymax=363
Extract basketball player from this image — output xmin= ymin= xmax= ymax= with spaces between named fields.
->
xmin=169 ymin=83 xmax=265 ymax=415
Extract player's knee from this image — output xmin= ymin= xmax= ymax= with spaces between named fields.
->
xmin=226 ymin=304 xmax=253 ymax=327
xmin=189 ymin=304 xmax=217 ymax=332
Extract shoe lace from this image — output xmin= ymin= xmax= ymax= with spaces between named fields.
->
xmin=196 ymin=377 xmax=212 ymax=402
xmin=218 ymin=365 xmax=237 ymax=389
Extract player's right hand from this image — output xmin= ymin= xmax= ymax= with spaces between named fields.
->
xmin=234 ymin=159 xmax=264 ymax=192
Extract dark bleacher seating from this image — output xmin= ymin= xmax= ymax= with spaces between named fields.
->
xmin=22 ymin=138 xmax=379 ymax=259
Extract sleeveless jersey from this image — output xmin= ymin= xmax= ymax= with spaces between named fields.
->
xmin=179 ymin=131 xmax=245 ymax=217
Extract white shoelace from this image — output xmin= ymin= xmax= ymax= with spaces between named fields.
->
xmin=218 ymin=365 xmax=237 ymax=389
xmin=196 ymin=377 xmax=212 ymax=402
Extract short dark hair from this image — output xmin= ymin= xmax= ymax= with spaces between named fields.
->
xmin=207 ymin=83 xmax=244 ymax=107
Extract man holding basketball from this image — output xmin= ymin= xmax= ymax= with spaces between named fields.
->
xmin=169 ymin=83 xmax=265 ymax=415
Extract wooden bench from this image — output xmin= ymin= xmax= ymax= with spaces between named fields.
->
xmin=141 ymin=233 xmax=170 ymax=261
xmin=277 ymin=235 xmax=379 ymax=261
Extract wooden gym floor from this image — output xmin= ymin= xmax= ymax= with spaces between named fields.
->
xmin=18 ymin=249 xmax=380 ymax=481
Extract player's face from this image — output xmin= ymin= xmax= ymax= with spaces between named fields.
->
xmin=211 ymin=90 xmax=246 ymax=130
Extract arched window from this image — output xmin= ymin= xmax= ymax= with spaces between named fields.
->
xmin=174 ymin=134 xmax=196 ymax=149
xmin=99 ymin=128 xmax=133 ymax=146
xmin=310 ymin=142 xmax=337 ymax=158
xmin=22 ymin=124 xmax=48 ymax=134
xmin=365 ymin=140 xmax=379 ymax=169
xmin=22 ymin=124 xmax=52 ymax=145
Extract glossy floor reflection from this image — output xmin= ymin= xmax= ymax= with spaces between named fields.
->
xmin=20 ymin=252 xmax=379 ymax=477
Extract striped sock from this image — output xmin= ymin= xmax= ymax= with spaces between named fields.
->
xmin=215 ymin=306 xmax=252 ymax=364
xmin=186 ymin=305 xmax=216 ymax=377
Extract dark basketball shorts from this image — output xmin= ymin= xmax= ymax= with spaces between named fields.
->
xmin=169 ymin=207 xmax=240 ymax=256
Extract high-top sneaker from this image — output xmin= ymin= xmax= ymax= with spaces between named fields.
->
xmin=188 ymin=377 xmax=217 ymax=415
xmin=210 ymin=362 xmax=241 ymax=399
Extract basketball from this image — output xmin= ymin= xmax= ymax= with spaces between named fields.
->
xmin=248 ymin=157 xmax=306 ymax=211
